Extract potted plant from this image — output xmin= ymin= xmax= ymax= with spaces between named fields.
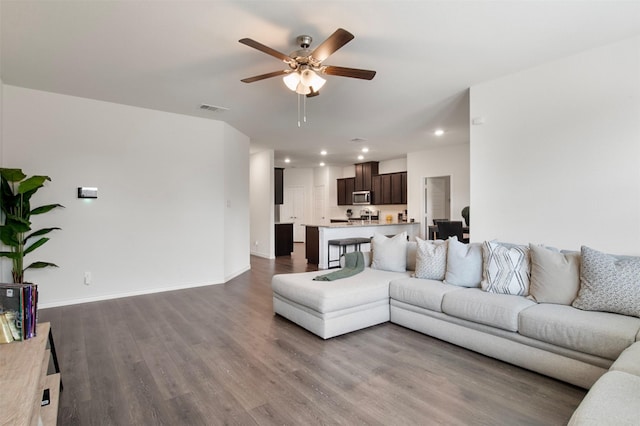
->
xmin=0 ymin=168 xmax=64 ymax=283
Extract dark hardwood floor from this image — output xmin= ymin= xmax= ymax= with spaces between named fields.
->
xmin=40 ymin=243 xmax=585 ymax=425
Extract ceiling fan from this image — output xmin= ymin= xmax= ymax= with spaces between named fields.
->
xmin=239 ymin=28 xmax=376 ymax=97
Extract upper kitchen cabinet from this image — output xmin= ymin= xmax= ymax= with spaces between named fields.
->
xmin=274 ymin=167 xmax=284 ymax=205
xmin=354 ymin=161 xmax=379 ymax=192
xmin=373 ymin=172 xmax=407 ymax=205
xmin=337 ymin=177 xmax=355 ymax=205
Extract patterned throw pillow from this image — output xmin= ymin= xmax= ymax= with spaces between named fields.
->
xmin=572 ymin=246 xmax=640 ymax=317
xmin=371 ymin=232 xmax=407 ymax=272
xmin=414 ymin=237 xmax=447 ymax=280
xmin=481 ymin=241 xmax=530 ymax=296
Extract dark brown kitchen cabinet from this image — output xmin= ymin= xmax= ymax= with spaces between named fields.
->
xmin=305 ymin=226 xmax=319 ymax=265
xmin=354 ymin=161 xmax=379 ymax=191
xmin=275 ymin=223 xmax=293 ymax=256
xmin=337 ymin=177 xmax=355 ymax=205
xmin=372 ymin=172 xmax=407 ymax=205
xmin=274 ymin=167 xmax=284 ymax=205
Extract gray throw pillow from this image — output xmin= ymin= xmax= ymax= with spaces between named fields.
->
xmin=481 ymin=240 xmax=530 ymax=296
xmin=528 ymin=244 xmax=580 ymax=305
xmin=414 ymin=237 xmax=447 ymax=280
xmin=444 ymin=236 xmax=482 ymax=287
xmin=572 ymin=246 xmax=640 ymax=317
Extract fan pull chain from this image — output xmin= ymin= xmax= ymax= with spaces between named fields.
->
xmin=303 ymin=95 xmax=307 ymax=124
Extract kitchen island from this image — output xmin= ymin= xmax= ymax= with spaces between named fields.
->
xmin=304 ymin=221 xmax=420 ymax=269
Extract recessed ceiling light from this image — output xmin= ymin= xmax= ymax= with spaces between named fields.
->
xmin=320 ymin=150 xmax=327 ymax=156
xmin=434 ymin=129 xmax=445 ymax=136
xmin=319 ymin=162 xmax=325 ymax=167
xmin=357 ymin=155 xmax=364 ymax=160
xmin=284 ymin=158 xmax=291 ymax=163
xmin=361 ymin=147 xmax=369 ymax=153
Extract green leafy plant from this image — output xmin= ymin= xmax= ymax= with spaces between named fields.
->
xmin=0 ymin=168 xmax=64 ymax=283
xmin=461 ymin=206 xmax=470 ymax=227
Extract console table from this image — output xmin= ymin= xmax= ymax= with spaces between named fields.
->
xmin=0 ymin=322 xmax=61 ymax=425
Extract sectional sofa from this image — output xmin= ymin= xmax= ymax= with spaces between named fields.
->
xmin=271 ymin=233 xmax=640 ymax=424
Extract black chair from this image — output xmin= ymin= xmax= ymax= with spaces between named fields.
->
xmin=433 ymin=218 xmax=449 ymax=225
xmin=437 ymin=220 xmax=468 ymax=243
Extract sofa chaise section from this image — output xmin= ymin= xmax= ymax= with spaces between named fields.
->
xmin=272 ymin=268 xmax=410 ymax=339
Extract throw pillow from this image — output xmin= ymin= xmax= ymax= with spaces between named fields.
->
xmin=528 ymin=244 xmax=580 ymax=305
xmin=406 ymin=241 xmax=417 ymax=271
xmin=371 ymin=232 xmax=407 ymax=272
xmin=481 ymin=241 xmax=530 ymax=296
xmin=572 ymin=246 xmax=640 ymax=317
xmin=444 ymin=236 xmax=482 ymax=288
xmin=414 ymin=237 xmax=447 ymax=280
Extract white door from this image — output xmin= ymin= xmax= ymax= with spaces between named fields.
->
xmin=283 ymin=186 xmax=306 ymax=242
xmin=313 ymin=185 xmax=326 ymax=225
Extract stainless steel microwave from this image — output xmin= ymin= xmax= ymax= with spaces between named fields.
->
xmin=352 ymin=191 xmax=371 ymax=205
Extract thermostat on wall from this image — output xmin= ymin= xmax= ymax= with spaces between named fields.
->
xmin=78 ymin=187 xmax=98 ymax=199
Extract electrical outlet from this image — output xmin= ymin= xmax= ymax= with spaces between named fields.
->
xmin=84 ymin=272 xmax=91 ymax=285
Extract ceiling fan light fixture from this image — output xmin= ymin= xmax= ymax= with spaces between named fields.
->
xmin=283 ymin=72 xmax=300 ymax=91
xmin=300 ymin=68 xmax=326 ymax=91
xmin=295 ymin=82 xmax=311 ymax=95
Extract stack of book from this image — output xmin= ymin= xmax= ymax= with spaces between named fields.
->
xmin=0 ymin=283 xmax=38 ymax=344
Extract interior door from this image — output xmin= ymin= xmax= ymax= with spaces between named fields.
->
xmin=424 ymin=176 xmax=451 ymax=237
xmin=283 ymin=186 xmax=306 ymax=242
xmin=313 ymin=185 xmax=326 ymax=225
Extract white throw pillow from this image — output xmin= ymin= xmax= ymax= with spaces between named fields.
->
xmin=444 ymin=236 xmax=482 ymax=287
xmin=414 ymin=237 xmax=447 ymax=280
xmin=371 ymin=232 xmax=407 ymax=272
xmin=481 ymin=241 xmax=530 ymax=296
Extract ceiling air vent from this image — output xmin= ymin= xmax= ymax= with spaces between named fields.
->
xmin=199 ymin=104 xmax=229 ymax=113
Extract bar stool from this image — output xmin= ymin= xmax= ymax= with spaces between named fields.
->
xmin=327 ymin=237 xmax=371 ymax=269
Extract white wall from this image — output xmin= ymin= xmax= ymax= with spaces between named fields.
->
xmin=249 ymin=150 xmax=274 ymax=258
xmin=407 ymin=144 xmax=470 ymax=238
xmin=1 ymin=85 xmax=250 ymax=306
xmin=470 ymin=36 xmax=640 ymax=254
xmin=223 ymin=124 xmax=250 ymax=280
xmin=378 ymin=158 xmax=407 ymax=174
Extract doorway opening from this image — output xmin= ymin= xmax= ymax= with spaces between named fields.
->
xmin=424 ymin=176 xmax=451 ymax=237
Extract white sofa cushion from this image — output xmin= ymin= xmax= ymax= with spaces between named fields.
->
xmin=441 ymin=288 xmax=536 ymax=332
xmin=389 ymin=278 xmax=463 ymax=312
xmin=572 ymin=246 xmax=640 ymax=317
xmin=444 ymin=237 xmax=482 ymax=288
xmin=414 ymin=237 xmax=447 ymax=280
xmin=568 ymin=371 xmax=640 ymax=425
xmin=519 ymin=303 xmax=640 ymax=360
xmin=272 ymin=268 xmax=409 ymax=314
xmin=371 ymin=232 xmax=407 ymax=272
xmin=528 ymin=244 xmax=580 ymax=305
xmin=481 ymin=241 xmax=531 ymax=296
xmin=610 ymin=342 xmax=640 ymax=376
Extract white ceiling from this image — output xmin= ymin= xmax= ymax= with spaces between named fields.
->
xmin=2 ymin=1 xmax=640 ymax=168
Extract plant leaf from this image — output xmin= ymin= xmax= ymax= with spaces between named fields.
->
xmin=3 ymin=215 xmax=31 ymax=232
xmin=24 ymin=237 xmax=49 ymax=255
xmin=31 ymin=204 xmax=65 ymax=215
xmin=0 ymin=168 xmax=26 ymax=182
xmin=25 ymin=227 xmax=61 ymax=241
xmin=0 ymin=251 xmax=19 ymax=259
xmin=0 ymin=226 xmax=20 ymax=246
xmin=17 ymin=175 xmax=50 ymax=195
xmin=25 ymin=261 xmax=59 ymax=270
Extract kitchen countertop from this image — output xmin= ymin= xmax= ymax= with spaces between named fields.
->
xmin=304 ymin=221 xmax=419 ymax=228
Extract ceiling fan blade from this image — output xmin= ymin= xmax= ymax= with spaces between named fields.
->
xmin=322 ymin=66 xmax=376 ymax=80
xmin=310 ymin=28 xmax=354 ymax=62
xmin=239 ymin=38 xmax=293 ymax=64
xmin=241 ymin=70 xmax=288 ymax=83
